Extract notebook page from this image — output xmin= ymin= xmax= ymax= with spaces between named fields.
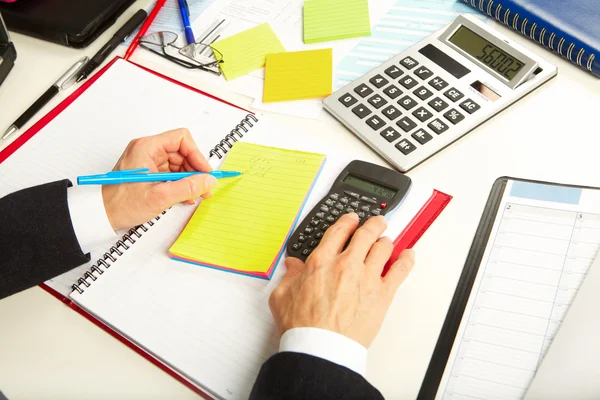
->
xmin=303 ymin=0 xmax=371 ymax=44
xmin=435 ymin=180 xmax=600 ymax=400
xmin=0 ymin=58 xmax=251 ymax=296
xmin=170 ymin=142 xmax=326 ymax=276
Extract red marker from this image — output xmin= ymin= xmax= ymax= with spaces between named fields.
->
xmin=124 ymin=0 xmax=167 ymax=60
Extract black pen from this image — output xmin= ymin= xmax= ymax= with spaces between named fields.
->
xmin=76 ymin=9 xmax=148 ymax=83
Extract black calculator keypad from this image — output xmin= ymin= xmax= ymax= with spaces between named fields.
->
xmin=429 ymin=76 xmax=449 ymax=91
xmin=397 ymin=116 xmax=417 ymax=132
xmin=428 ymin=97 xmax=449 ymax=112
xmin=400 ymin=56 xmax=418 ymax=69
xmin=412 ymin=128 xmax=433 ymax=144
xmin=460 ymin=99 xmax=481 ymax=114
xmin=381 ymin=127 xmax=401 ymax=142
xmin=395 ymin=139 xmax=416 ymax=155
xmin=383 ymin=84 xmax=402 ymax=99
xmin=339 ymin=93 xmax=358 ymax=107
xmin=352 ymin=104 xmax=372 ymax=118
xmin=354 ymin=83 xmax=373 ymax=98
xmin=414 ymin=86 xmax=433 ymax=100
xmin=444 ymin=88 xmax=464 ymax=102
xmin=414 ymin=66 xmax=434 ymax=80
xmin=398 ymin=95 xmax=418 ymax=110
xmin=369 ymin=74 xmax=389 ymax=88
xmin=366 ymin=115 xmax=385 ymax=130
xmin=399 ymin=76 xmax=418 ymax=89
xmin=443 ymin=109 xmax=465 ymax=124
xmin=384 ymin=65 xmax=404 ymax=79
xmin=368 ymin=94 xmax=387 ymax=109
xmin=428 ymin=118 xmax=449 ymax=134
xmin=382 ymin=105 xmax=401 ymax=120
xmin=412 ymin=106 xmax=433 ymax=122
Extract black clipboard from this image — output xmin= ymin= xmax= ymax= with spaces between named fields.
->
xmin=417 ymin=176 xmax=600 ymax=399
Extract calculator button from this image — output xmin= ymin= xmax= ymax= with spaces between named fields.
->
xmin=331 ymin=209 xmax=341 ymax=217
xmin=383 ymin=85 xmax=402 ymax=99
xmin=358 ymin=212 xmax=366 ymax=218
xmin=350 ymin=201 xmax=360 ymax=208
xmin=395 ymin=139 xmax=416 ymax=155
xmin=428 ymin=119 xmax=449 ymax=134
xmin=443 ymin=109 xmax=465 ymax=124
xmin=399 ymin=76 xmax=418 ymax=89
xmin=414 ymin=86 xmax=433 ymax=100
xmin=354 ymin=83 xmax=373 ymax=98
xmin=460 ymin=99 xmax=481 ymax=114
xmin=308 ymin=240 xmax=319 ymax=248
xmin=315 ymin=232 xmax=324 ymax=239
xmin=380 ymin=202 xmax=387 ymax=209
xmin=412 ymin=107 xmax=433 ymax=122
xmin=397 ymin=116 xmax=417 ymax=132
xmin=292 ymin=243 xmax=302 ymax=251
xmin=325 ymin=199 xmax=335 ymax=206
xmin=381 ymin=105 xmax=401 ymax=121
xmin=326 ymin=215 xmax=336 ymax=223
xmin=429 ymin=76 xmax=449 ymax=91
xmin=304 ymin=226 xmax=314 ymax=234
xmin=360 ymin=205 xmax=370 ymax=212
xmin=412 ymin=128 xmax=433 ymax=145
xmin=380 ymin=127 xmax=401 ymax=143
xmin=398 ymin=95 xmax=418 ymax=110
xmin=346 ymin=207 xmax=355 ymax=213
xmin=400 ymin=56 xmax=418 ymax=69
xmin=352 ymin=104 xmax=372 ymax=119
xmin=315 ymin=212 xmax=325 ymax=219
xmin=369 ymin=74 xmax=389 ymax=88
xmin=415 ymin=66 xmax=434 ymax=80
xmin=366 ymin=115 xmax=385 ymax=130
xmin=320 ymin=205 xmax=330 ymax=212
xmin=367 ymin=94 xmax=388 ymax=109
xmin=338 ymin=93 xmax=358 ymax=107
xmin=340 ymin=197 xmax=349 ymax=204
xmin=360 ymin=196 xmax=377 ymax=204
xmin=310 ymin=219 xmax=321 ymax=226
xmin=301 ymin=249 xmax=312 ymax=257
xmin=384 ymin=65 xmax=404 ymax=79
xmin=330 ymin=193 xmax=339 ymax=200
xmin=428 ymin=97 xmax=449 ymax=112
xmin=320 ymin=224 xmax=330 ymax=231
xmin=345 ymin=191 xmax=360 ymax=198
xmin=444 ymin=88 xmax=464 ymax=102
xmin=371 ymin=208 xmax=382 ymax=216
xmin=298 ymin=234 xmax=307 ymax=243
xmin=335 ymin=203 xmax=344 ymax=211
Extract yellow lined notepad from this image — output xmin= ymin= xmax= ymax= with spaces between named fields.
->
xmin=211 ymin=23 xmax=286 ymax=81
xmin=263 ymin=49 xmax=333 ymax=103
xmin=303 ymin=0 xmax=371 ymax=44
xmin=169 ymin=142 xmax=326 ymax=279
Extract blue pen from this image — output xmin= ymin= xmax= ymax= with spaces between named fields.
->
xmin=77 ymin=168 xmax=242 ymax=185
xmin=178 ymin=0 xmax=195 ymax=45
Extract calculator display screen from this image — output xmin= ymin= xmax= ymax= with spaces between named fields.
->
xmin=343 ymin=175 xmax=397 ymax=199
xmin=449 ymin=26 xmax=525 ymax=81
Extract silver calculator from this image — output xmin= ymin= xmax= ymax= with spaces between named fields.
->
xmin=324 ymin=14 xmax=557 ymax=172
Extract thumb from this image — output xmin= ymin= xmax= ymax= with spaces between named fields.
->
xmin=149 ymin=174 xmax=217 ymax=210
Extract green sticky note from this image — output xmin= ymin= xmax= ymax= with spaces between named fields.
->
xmin=303 ymin=0 xmax=371 ymax=44
xmin=211 ymin=23 xmax=286 ymax=81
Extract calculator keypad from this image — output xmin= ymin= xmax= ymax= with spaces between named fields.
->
xmin=352 ymin=104 xmax=372 ymax=118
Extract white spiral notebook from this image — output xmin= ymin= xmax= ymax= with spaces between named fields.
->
xmin=0 ymin=58 xmax=450 ymax=399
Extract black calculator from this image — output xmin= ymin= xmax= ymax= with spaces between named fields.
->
xmin=286 ymin=160 xmax=412 ymax=261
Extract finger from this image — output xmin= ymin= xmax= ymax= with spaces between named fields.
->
xmin=278 ymin=257 xmax=306 ymax=290
xmin=364 ymin=236 xmax=394 ymax=272
xmin=345 ymin=216 xmax=387 ymax=260
xmin=315 ymin=213 xmax=360 ymax=258
xmin=167 ymin=152 xmax=186 ymax=169
xmin=155 ymin=128 xmax=212 ymax=172
xmin=148 ymin=174 xmax=217 ymax=210
xmin=383 ymin=249 xmax=415 ymax=295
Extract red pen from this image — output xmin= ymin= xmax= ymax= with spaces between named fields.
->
xmin=124 ymin=0 xmax=167 ymax=60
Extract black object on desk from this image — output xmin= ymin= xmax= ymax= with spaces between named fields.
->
xmin=0 ymin=0 xmax=136 ymax=48
xmin=76 ymin=9 xmax=147 ymax=83
xmin=0 ymin=12 xmax=16 ymax=88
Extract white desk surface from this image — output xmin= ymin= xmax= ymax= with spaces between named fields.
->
xmin=0 ymin=2 xmax=599 ymax=399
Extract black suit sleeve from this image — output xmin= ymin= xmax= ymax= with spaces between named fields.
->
xmin=250 ymin=352 xmax=384 ymax=400
xmin=0 ymin=180 xmax=90 ymax=299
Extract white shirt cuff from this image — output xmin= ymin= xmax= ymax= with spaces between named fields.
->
xmin=66 ymin=185 xmax=117 ymax=254
xmin=279 ymin=328 xmax=367 ymax=377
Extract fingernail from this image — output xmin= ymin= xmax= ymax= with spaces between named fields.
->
xmin=348 ymin=212 xmax=359 ymax=220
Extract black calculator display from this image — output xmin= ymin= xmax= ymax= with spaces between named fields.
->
xmin=286 ymin=160 xmax=412 ymax=261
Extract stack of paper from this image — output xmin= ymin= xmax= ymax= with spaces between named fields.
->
xmin=303 ymin=0 xmax=371 ymax=44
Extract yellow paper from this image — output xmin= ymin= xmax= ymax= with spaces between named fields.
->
xmin=263 ymin=49 xmax=333 ymax=103
xmin=170 ymin=142 xmax=326 ymax=276
xmin=210 ymin=23 xmax=285 ymax=81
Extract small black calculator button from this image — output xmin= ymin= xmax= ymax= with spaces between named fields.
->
xmin=321 ymin=224 xmax=330 ymax=231
xmin=383 ymin=85 xmax=402 ymax=99
xmin=352 ymin=104 xmax=372 ymax=119
xmin=444 ymin=88 xmax=464 ymax=102
xmin=301 ymin=249 xmax=312 ymax=257
xmin=360 ymin=196 xmax=377 ymax=204
xmin=368 ymin=94 xmax=387 ymax=109
xmin=429 ymin=76 xmax=449 ymax=91
xmin=354 ymin=83 xmax=373 ymax=98
xmin=310 ymin=219 xmax=320 ymax=226
xmin=415 ymin=66 xmax=434 ymax=80
xmin=380 ymin=127 xmax=401 ymax=143
xmin=308 ymin=240 xmax=319 ymax=248
xmin=292 ymin=243 xmax=302 ymax=251
xmin=320 ymin=205 xmax=329 ymax=212
xmin=400 ymin=56 xmax=418 ymax=69
xmin=412 ymin=107 xmax=433 ymax=122
xmin=331 ymin=209 xmax=341 ymax=217
xmin=428 ymin=119 xmax=449 ymax=134
xmin=412 ymin=129 xmax=433 ymax=145
xmin=428 ymin=97 xmax=448 ymax=112
xmin=315 ymin=212 xmax=325 ymax=219
xmin=395 ymin=139 xmax=416 ymax=155
xmin=443 ymin=109 xmax=465 ymax=124
xmin=384 ymin=65 xmax=404 ymax=79
xmin=399 ymin=76 xmax=418 ymax=89
xmin=335 ymin=204 xmax=344 ymax=211
xmin=315 ymin=232 xmax=324 ymax=239
xmin=366 ymin=115 xmax=385 ymax=130
xmin=326 ymin=215 xmax=336 ymax=223
xmin=369 ymin=74 xmax=389 ymax=88
xmin=360 ymin=205 xmax=370 ymax=212
xmin=460 ymin=99 xmax=481 ymax=114
xmin=414 ymin=86 xmax=433 ymax=100
xmin=371 ymin=208 xmax=382 ymax=216
xmin=382 ymin=105 xmax=401 ymax=121
xmin=304 ymin=227 xmax=314 ymax=234
xmin=330 ymin=193 xmax=339 ymax=200
xmin=340 ymin=197 xmax=349 ymax=204
xmin=338 ymin=93 xmax=358 ymax=107
xmin=325 ymin=199 xmax=335 ymax=206
xmin=346 ymin=207 xmax=355 ymax=213
xmin=298 ymin=235 xmax=307 ymax=243
xmin=397 ymin=116 xmax=417 ymax=132
xmin=358 ymin=212 xmax=366 ymax=218
xmin=350 ymin=201 xmax=360 ymax=208
xmin=398 ymin=95 xmax=418 ymax=110
xmin=345 ymin=190 xmax=360 ymax=198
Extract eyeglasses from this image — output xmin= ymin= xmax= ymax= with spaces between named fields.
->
xmin=138 ymin=31 xmax=224 ymax=76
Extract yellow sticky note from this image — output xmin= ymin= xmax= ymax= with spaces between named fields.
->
xmin=263 ymin=49 xmax=333 ymax=103
xmin=303 ymin=0 xmax=371 ymax=44
xmin=210 ymin=23 xmax=285 ymax=81
xmin=169 ymin=142 xmax=326 ymax=279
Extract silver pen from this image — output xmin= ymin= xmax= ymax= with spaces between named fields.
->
xmin=2 ymin=56 xmax=89 ymax=141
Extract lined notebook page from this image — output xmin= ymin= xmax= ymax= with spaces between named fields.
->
xmin=170 ymin=142 xmax=326 ymax=276
xmin=303 ymin=0 xmax=371 ymax=44
xmin=211 ymin=23 xmax=285 ymax=81
xmin=0 ymin=58 xmax=251 ymax=296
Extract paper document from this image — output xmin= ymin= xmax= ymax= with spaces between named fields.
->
xmin=436 ymin=180 xmax=600 ymax=400
xmin=303 ymin=0 xmax=371 ymax=44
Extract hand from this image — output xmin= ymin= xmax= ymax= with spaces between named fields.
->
xmin=102 ymin=128 xmax=216 ymax=231
xmin=269 ymin=213 xmax=415 ymax=348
